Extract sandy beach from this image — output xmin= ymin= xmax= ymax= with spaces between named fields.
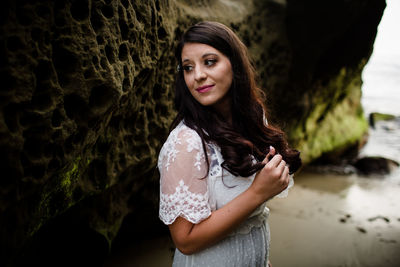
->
xmin=268 ymin=169 xmax=400 ymax=267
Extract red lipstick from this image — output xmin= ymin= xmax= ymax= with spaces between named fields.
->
xmin=196 ymin=84 xmax=214 ymax=93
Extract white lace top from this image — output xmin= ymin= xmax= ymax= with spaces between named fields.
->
xmin=158 ymin=121 xmax=293 ymax=266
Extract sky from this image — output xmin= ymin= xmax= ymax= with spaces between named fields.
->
xmin=361 ymin=0 xmax=400 ymax=116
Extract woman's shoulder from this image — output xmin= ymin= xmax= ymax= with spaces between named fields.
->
xmin=168 ymin=120 xmax=201 ymax=143
xmin=160 ymin=121 xmax=203 ymax=155
xmin=171 ymin=120 xmax=197 ymax=135
xmin=158 ymin=121 xmax=205 ymax=169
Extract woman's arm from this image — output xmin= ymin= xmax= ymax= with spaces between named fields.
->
xmin=169 ymin=147 xmax=290 ymax=255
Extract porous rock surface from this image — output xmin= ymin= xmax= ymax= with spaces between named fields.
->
xmin=0 ymin=0 xmax=385 ymax=265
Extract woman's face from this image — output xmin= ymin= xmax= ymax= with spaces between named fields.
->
xmin=181 ymin=43 xmax=233 ymax=110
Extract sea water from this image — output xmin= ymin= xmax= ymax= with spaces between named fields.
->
xmin=360 ymin=0 xmax=400 ymax=167
xmin=362 ymin=0 xmax=400 ymax=117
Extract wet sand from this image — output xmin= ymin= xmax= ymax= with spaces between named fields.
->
xmin=104 ymin=168 xmax=400 ymax=267
xmin=266 ymin=118 xmax=400 ymax=267
xmin=268 ymin=169 xmax=400 ymax=267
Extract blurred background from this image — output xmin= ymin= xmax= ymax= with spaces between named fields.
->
xmin=268 ymin=0 xmax=400 ymax=266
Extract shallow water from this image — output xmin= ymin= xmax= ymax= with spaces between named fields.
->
xmin=359 ymin=118 xmax=400 ymax=165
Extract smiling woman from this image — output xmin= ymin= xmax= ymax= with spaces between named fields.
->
xmin=181 ymin=43 xmax=233 ymax=118
xmin=157 ymin=21 xmax=301 ymax=267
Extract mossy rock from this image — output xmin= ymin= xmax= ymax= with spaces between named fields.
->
xmin=368 ymin=112 xmax=397 ymax=126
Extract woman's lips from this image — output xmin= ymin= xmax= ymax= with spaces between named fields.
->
xmin=196 ymin=84 xmax=214 ymax=93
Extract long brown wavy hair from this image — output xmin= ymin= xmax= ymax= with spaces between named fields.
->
xmin=171 ymin=21 xmax=301 ymax=177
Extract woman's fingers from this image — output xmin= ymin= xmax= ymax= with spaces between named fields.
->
xmin=254 ymin=151 xmax=290 ymax=200
xmin=281 ymin=166 xmax=290 ymax=184
xmin=278 ymin=159 xmax=286 ymax=170
xmin=284 ymin=165 xmax=289 ymax=177
xmin=268 ymin=154 xmax=283 ymax=168
xmin=267 ymin=146 xmax=276 ymax=160
xmin=268 ymin=155 xmax=288 ymax=182
xmin=262 ymin=146 xmax=276 ymax=164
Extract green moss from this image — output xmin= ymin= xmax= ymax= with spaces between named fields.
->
xmin=290 ymin=66 xmax=368 ymax=164
xmin=370 ymin=112 xmax=396 ymax=122
xmin=28 ymin=156 xmax=92 ymax=237
xmin=296 ymin=92 xmax=367 ymax=164
xmin=60 ymin=157 xmax=81 ymax=198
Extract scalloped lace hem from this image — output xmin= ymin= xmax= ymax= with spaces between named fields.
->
xmin=160 ymin=210 xmax=212 ymax=225
xmin=159 ymin=180 xmax=211 ymax=225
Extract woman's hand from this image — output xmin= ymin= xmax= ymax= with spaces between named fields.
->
xmin=250 ymin=146 xmax=290 ymax=203
xmin=168 ymin=146 xmax=289 ymax=255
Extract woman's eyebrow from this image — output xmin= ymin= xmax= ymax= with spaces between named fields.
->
xmin=182 ymin=53 xmax=218 ymax=63
xmin=202 ymin=53 xmax=218 ymax=58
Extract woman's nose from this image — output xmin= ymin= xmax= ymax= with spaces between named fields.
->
xmin=194 ymin=66 xmax=206 ymax=82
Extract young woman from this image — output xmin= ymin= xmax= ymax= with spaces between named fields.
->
xmin=158 ymin=21 xmax=301 ymax=267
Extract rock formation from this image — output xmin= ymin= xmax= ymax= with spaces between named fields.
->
xmin=0 ymin=0 xmax=385 ymax=265
xmin=353 ymin=156 xmax=399 ymax=175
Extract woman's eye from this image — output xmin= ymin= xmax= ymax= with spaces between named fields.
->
xmin=205 ymin=59 xmax=216 ymax=66
xmin=182 ymin=65 xmax=193 ymax=72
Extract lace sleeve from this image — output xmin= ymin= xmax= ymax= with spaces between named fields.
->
xmin=158 ymin=124 xmax=211 ymax=225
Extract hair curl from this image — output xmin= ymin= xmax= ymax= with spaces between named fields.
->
xmin=171 ymin=21 xmax=301 ymax=177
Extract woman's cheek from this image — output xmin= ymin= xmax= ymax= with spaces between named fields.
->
xmin=184 ymin=75 xmax=193 ymax=90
